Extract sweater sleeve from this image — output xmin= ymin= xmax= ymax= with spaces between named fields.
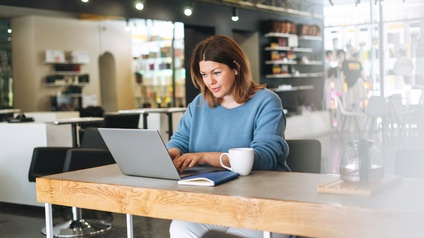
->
xmin=166 ymin=97 xmax=196 ymax=154
xmin=250 ymin=91 xmax=290 ymax=171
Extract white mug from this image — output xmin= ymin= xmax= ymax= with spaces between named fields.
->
xmin=219 ymin=148 xmax=254 ymax=176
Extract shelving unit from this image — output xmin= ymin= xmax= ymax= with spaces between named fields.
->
xmin=262 ymin=20 xmax=325 ymax=113
xmin=131 ymin=20 xmax=185 ymax=108
xmin=44 ymin=50 xmax=90 ymax=111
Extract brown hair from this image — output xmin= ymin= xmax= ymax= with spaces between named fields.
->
xmin=190 ymin=35 xmax=266 ymax=107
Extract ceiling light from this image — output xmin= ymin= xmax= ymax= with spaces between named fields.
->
xmin=81 ymin=0 xmax=89 ymax=3
xmin=184 ymin=6 xmax=193 ymax=16
xmin=184 ymin=4 xmax=193 ymax=16
xmin=183 ymin=1 xmax=194 ymax=17
xmin=231 ymin=7 xmax=239 ymax=22
xmin=134 ymin=0 xmax=145 ymax=10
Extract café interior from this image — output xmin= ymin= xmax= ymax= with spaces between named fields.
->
xmin=0 ymin=0 xmax=424 ymax=237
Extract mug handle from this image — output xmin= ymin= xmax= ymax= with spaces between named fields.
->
xmin=219 ymin=153 xmax=232 ymax=171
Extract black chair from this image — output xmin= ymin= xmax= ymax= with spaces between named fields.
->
xmin=101 ymin=113 xmax=140 ymax=129
xmin=79 ymin=113 xmax=140 ymax=143
xmin=63 ymin=149 xmax=114 ymax=172
xmin=28 ymin=128 xmax=115 ymax=237
xmin=395 ymin=148 xmax=424 ymax=178
xmin=285 ymin=139 xmax=322 ymax=173
xmin=28 ymin=147 xmax=70 ymax=183
xmin=267 ymin=139 xmax=321 ymax=238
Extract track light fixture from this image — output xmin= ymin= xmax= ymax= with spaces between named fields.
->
xmin=134 ymin=0 xmax=145 ymax=10
xmin=184 ymin=0 xmax=194 ymax=16
xmin=7 ymin=21 xmax=11 ymax=34
xmin=184 ymin=6 xmax=193 ymax=16
xmin=125 ymin=19 xmax=131 ymax=32
xmin=231 ymin=7 xmax=239 ymax=22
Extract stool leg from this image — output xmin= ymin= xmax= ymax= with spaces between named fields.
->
xmin=41 ymin=206 xmax=112 ymax=237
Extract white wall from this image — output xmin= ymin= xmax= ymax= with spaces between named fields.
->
xmin=11 ymin=15 xmax=135 ymax=112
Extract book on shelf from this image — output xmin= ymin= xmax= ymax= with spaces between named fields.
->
xmin=178 ymin=171 xmax=239 ymax=187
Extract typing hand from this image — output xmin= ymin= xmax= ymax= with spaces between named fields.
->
xmin=173 ymin=153 xmax=204 ymax=172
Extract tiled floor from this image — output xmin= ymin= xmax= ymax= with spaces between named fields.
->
xmin=0 ymin=125 xmax=422 ymax=238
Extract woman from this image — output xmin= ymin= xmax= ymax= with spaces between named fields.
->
xmin=167 ymin=35 xmax=290 ymax=238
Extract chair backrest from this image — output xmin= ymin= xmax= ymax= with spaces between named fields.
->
xmin=28 ymin=147 xmax=70 ymax=182
xmin=395 ymin=148 xmax=424 ymax=178
xmin=80 ymin=127 xmax=108 ymax=150
xmin=63 ymin=148 xmax=115 ymax=172
xmin=387 ymin=94 xmax=405 ymax=126
xmin=79 ymin=106 xmax=105 ymax=129
xmin=365 ymin=96 xmax=390 ymax=117
xmin=336 ymin=96 xmax=362 ymax=116
xmin=65 ymin=127 xmax=115 ymax=172
xmin=286 ymin=139 xmax=322 ymax=173
xmin=101 ymin=113 xmax=140 ymax=129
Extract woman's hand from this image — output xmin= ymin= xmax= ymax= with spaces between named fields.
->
xmin=172 ymin=152 xmax=225 ymax=172
xmin=168 ymin=148 xmax=181 ymax=160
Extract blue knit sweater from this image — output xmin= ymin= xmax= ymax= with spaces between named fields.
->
xmin=166 ymin=88 xmax=290 ymax=171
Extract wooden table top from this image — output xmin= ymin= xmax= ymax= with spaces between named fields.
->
xmin=36 ymin=164 xmax=424 ymax=238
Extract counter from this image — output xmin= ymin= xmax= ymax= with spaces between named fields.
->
xmin=0 ymin=120 xmax=72 ymax=206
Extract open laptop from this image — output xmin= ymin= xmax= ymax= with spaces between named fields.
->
xmin=98 ymin=128 xmax=222 ymax=180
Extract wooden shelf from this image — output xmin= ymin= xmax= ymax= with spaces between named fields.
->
xmin=265 ymin=32 xmax=294 ymax=38
xmin=50 ymin=71 xmax=86 ymax=75
xmin=270 ymin=85 xmax=314 ymax=92
xmin=265 ymin=46 xmax=313 ymax=53
xmin=50 ymin=93 xmax=84 ymax=97
xmin=265 ymin=32 xmax=322 ymax=41
xmin=44 ymin=61 xmax=88 ymax=65
xmin=265 ymin=72 xmax=323 ymax=78
xmin=265 ymin=60 xmax=323 ymax=65
xmin=44 ymin=83 xmax=88 ymax=87
xmin=298 ymin=35 xmax=322 ymax=41
xmin=265 ymin=60 xmax=297 ymax=65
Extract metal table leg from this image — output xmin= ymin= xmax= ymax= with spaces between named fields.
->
xmin=126 ymin=214 xmax=134 ymax=238
xmin=45 ymin=203 xmax=53 ymax=238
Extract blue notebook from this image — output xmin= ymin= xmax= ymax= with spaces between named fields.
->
xmin=178 ymin=171 xmax=240 ymax=187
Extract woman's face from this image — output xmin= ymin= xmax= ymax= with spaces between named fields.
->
xmin=199 ymin=60 xmax=237 ymax=100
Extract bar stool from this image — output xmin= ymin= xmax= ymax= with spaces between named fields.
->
xmin=28 ymin=128 xmax=114 ymax=237
xmin=335 ymin=96 xmax=363 ymax=134
xmin=363 ymin=96 xmax=391 ymax=139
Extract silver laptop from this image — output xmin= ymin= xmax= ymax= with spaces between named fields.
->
xmin=98 ymin=128 xmax=221 ymax=180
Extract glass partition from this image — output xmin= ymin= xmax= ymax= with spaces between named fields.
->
xmin=324 ymin=0 xmax=424 ymax=105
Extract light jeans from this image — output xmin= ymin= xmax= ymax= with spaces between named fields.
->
xmin=169 ymin=220 xmax=290 ymax=238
